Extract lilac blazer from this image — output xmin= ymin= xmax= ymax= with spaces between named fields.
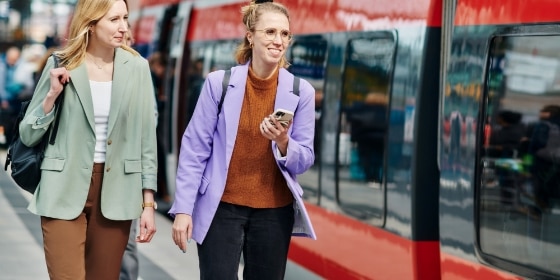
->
xmin=169 ymin=62 xmax=317 ymax=243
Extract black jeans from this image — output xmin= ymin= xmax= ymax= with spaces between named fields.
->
xmin=197 ymin=201 xmax=294 ymax=280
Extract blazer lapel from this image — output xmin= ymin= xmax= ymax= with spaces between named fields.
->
xmin=275 ymin=68 xmax=300 ymax=114
xmin=223 ymin=64 xmax=248 ymax=162
xmin=68 ymin=49 xmax=133 ymax=136
xmin=107 ymin=48 xmax=131 ymax=137
xmin=69 ymin=63 xmax=95 ymax=134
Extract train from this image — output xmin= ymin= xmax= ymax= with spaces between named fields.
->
xmin=125 ymin=0 xmax=560 ymax=279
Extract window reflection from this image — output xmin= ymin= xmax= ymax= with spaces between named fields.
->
xmin=338 ymin=36 xmax=395 ymax=223
xmin=479 ymin=35 xmax=560 ymax=276
xmin=183 ymin=42 xmax=238 ymax=126
xmin=287 ymin=36 xmax=328 ymax=204
xmin=211 ymin=41 xmax=239 ymax=73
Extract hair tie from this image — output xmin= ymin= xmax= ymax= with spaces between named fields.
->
xmin=255 ymin=0 xmax=273 ymax=3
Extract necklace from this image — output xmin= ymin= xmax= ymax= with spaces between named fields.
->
xmin=92 ymin=60 xmax=103 ymax=69
xmin=87 ymin=54 xmax=108 ymax=70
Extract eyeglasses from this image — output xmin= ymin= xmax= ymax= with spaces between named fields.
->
xmin=255 ymin=28 xmax=293 ymax=43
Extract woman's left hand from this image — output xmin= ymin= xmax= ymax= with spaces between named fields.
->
xmin=260 ymin=116 xmax=291 ymax=155
xmin=137 ymin=208 xmax=157 ymax=243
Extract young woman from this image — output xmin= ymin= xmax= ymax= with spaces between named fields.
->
xmin=170 ymin=0 xmax=316 ymax=279
xmin=19 ymin=0 xmax=158 ymax=278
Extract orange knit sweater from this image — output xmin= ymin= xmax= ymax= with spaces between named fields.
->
xmin=220 ymin=67 xmax=293 ymax=208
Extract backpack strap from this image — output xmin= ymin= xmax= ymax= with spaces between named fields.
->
xmin=217 ymin=69 xmax=231 ymax=117
xmin=293 ymin=76 xmax=300 ymax=96
xmin=216 ymin=70 xmax=299 ymax=117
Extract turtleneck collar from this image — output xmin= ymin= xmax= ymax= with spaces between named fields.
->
xmin=248 ymin=65 xmax=279 ymax=91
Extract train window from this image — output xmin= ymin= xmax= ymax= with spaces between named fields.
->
xmin=338 ymin=35 xmax=394 ymax=224
xmin=287 ymin=36 xmax=328 ymax=204
xmin=478 ymin=35 xmax=560 ymax=277
xmin=182 ymin=41 xmax=238 ymax=126
xmin=211 ymin=41 xmax=239 ymax=73
xmin=181 ymin=45 xmax=211 ymax=129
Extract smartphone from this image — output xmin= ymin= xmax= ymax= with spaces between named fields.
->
xmin=272 ymin=109 xmax=294 ymax=127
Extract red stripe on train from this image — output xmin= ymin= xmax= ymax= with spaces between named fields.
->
xmin=427 ymin=0 xmax=443 ymax=27
xmin=455 ymin=0 xmax=560 ymax=26
xmin=289 ymin=203 xmax=524 ymax=280
xmin=187 ymin=0 xmax=439 ymax=41
xmin=288 ymin=203 xmax=422 ymax=279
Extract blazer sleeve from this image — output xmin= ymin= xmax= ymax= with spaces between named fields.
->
xmin=169 ymin=70 xmax=224 ymax=216
xmin=276 ymin=77 xmax=316 ymax=175
xmin=138 ymin=57 xmax=158 ymax=191
xmin=19 ymin=57 xmax=57 ymax=147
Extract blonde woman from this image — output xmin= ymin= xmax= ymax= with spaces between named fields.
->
xmin=19 ymin=0 xmax=157 ymax=278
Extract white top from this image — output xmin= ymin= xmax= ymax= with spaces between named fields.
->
xmin=90 ymin=80 xmax=112 ymax=163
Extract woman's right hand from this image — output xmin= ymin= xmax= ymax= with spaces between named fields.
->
xmin=172 ymin=213 xmax=193 ymax=253
xmin=43 ymin=65 xmax=70 ymax=114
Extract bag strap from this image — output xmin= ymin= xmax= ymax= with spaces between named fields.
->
xmin=217 ymin=69 xmax=231 ymax=117
xmin=293 ymin=76 xmax=300 ymax=96
xmin=48 ymin=54 xmax=65 ymax=145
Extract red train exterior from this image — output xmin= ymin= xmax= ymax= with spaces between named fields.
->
xmin=129 ymin=0 xmax=560 ymax=279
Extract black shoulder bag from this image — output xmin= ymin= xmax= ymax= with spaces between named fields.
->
xmin=3 ymin=55 xmax=65 ymax=193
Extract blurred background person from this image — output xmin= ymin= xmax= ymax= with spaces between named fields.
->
xmin=0 ymin=46 xmax=24 ymax=112
xmin=488 ymin=110 xmax=526 ymax=158
xmin=346 ymin=92 xmax=388 ymax=184
xmin=525 ymin=105 xmax=560 ymax=212
xmin=186 ymin=57 xmax=204 ymax=123
xmin=148 ymin=51 xmax=171 ymax=203
xmin=15 ymin=44 xmax=46 ymax=101
xmin=0 ymin=46 xmax=35 ymax=147
xmin=486 ymin=110 xmax=526 ymax=207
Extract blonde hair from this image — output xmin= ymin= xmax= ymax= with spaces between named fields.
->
xmin=56 ymin=0 xmax=138 ymax=70
xmin=234 ymin=0 xmax=291 ymax=68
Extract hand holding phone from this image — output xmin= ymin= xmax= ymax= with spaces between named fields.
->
xmin=271 ymin=109 xmax=294 ymax=127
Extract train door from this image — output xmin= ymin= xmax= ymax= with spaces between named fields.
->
xmin=132 ymin=4 xmax=173 ymax=58
xmin=477 ymin=33 xmax=560 ymax=279
xmin=287 ymin=31 xmax=398 ymax=225
xmin=335 ymin=31 xmax=396 ymax=226
xmin=163 ymin=2 xmax=192 ymax=197
xmin=441 ymin=14 xmax=560 ymax=280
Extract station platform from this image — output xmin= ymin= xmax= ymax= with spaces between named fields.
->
xmin=0 ymin=150 xmax=321 ymax=280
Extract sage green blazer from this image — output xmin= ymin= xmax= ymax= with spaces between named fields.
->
xmin=19 ymin=48 xmax=157 ymax=220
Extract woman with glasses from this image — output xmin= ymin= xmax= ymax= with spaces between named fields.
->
xmin=169 ymin=0 xmax=316 ymax=278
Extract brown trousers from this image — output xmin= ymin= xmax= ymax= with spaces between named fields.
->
xmin=41 ymin=163 xmax=131 ymax=280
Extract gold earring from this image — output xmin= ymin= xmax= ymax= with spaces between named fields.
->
xmin=250 ymin=42 xmax=253 ymax=48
